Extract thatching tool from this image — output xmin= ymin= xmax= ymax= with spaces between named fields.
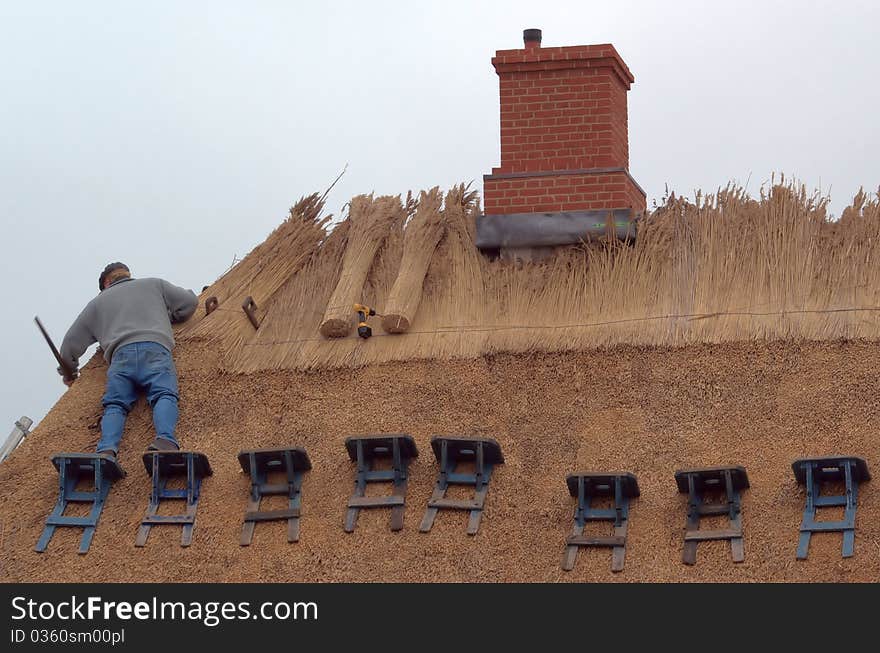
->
xmin=353 ymin=303 xmax=383 ymax=339
xmin=34 ymin=316 xmax=76 ymax=383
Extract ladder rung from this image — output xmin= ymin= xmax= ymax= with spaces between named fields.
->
xmin=813 ymin=496 xmax=847 ymax=507
xmin=697 ymin=504 xmax=733 ymax=516
xmin=45 ymin=516 xmax=98 ymax=527
xmin=566 ymin=535 xmax=626 ymax=547
xmin=66 ymin=492 xmax=101 ymax=502
xmin=684 ymin=528 xmax=741 ymax=542
xmin=446 ymin=473 xmax=479 ymax=485
xmin=802 ymin=520 xmax=855 ymax=532
xmin=348 ymin=495 xmax=405 ymax=508
xmin=244 ymin=508 xmax=300 ymax=522
xmin=257 ymin=483 xmax=292 ymax=495
xmin=361 ymin=470 xmax=398 ymax=482
xmin=583 ymin=509 xmax=618 ymax=520
xmin=428 ymin=498 xmax=482 ymax=510
xmin=142 ymin=515 xmax=195 ymax=524
xmin=158 ymin=489 xmax=191 ymax=499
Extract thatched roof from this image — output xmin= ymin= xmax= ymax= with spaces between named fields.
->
xmin=2 ymin=182 xmax=879 ymax=582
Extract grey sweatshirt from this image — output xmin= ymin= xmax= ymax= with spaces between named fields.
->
xmin=59 ymin=277 xmax=198 ymax=375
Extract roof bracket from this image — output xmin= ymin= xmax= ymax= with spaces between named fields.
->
xmin=136 ymin=451 xmax=212 ymax=548
xmin=675 ymin=465 xmax=749 ymax=565
xmin=344 ymin=434 xmax=418 ymax=533
xmin=238 ymin=447 xmax=311 ymax=545
xmin=419 ymin=436 xmax=504 ymax=536
xmin=793 ymin=456 xmax=870 ymax=559
xmin=242 ymin=296 xmax=261 ymax=330
xmin=35 ymin=453 xmax=126 ymax=554
xmin=562 ymin=471 xmax=639 ymax=572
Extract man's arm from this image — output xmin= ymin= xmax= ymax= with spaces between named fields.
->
xmin=160 ymin=279 xmax=198 ymax=324
xmin=59 ymin=305 xmax=96 ymax=378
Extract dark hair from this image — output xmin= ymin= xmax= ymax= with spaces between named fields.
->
xmin=99 ymin=262 xmax=130 ymax=291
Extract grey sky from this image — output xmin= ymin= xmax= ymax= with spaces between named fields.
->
xmin=2 ymin=0 xmax=879 ymax=431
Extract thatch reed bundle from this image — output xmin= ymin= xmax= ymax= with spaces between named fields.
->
xmin=415 ymin=183 xmax=486 ymax=358
xmin=382 ymin=187 xmax=444 ymax=333
xmin=319 ymin=194 xmax=403 ymax=338
xmin=190 ymin=178 xmax=880 ymax=374
xmin=177 ymin=193 xmax=330 ymax=351
xmin=227 ymin=219 xmax=351 ymax=371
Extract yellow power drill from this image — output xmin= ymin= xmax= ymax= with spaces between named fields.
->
xmin=353 ymin=303 xmax=382 ymax=339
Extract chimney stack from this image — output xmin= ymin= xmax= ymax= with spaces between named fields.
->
xmin=478 ymin=30 xmax=645 ymax=253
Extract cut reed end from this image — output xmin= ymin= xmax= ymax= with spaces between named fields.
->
xmin=320 ymin=318 xmax=351 ymax=338
xmin=381 ymin=313 xmax=411 ymax=333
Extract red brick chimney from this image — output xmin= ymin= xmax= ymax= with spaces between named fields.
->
xmin=480 ymin=29 xmax=645 ymax=243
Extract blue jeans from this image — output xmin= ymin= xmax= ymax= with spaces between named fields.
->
xmin=97 ymin=341 xmax=180 ymax=454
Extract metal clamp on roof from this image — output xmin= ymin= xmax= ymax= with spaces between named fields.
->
xmin=793 ymin=456 xmax=870 ymax=560
xmin=242 ymin=296 xmax=261 ymax=330
xmin=419 ymin=436 xmax=504 ymax=536
xmin=36 ymin=453 xmax=126 ymax=554
xmin=136 ymin=451 xmax=212 ymax=548
xmin=344 ymin=434 xmax=418 ymax=533
xmin=238 ymin=447 xmax=311 ymax=546
xmin=562 ymin=472 xmax=640 ymax=573
xmin=675 ymin=465 xmax=750 ymax=565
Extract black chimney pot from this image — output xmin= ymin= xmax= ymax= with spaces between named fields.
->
xmin=523 ymin=28 xmax=542 ymax=46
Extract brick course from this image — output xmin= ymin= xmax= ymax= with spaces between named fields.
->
xmin=484 ymin=37 xmax=645 ymax=215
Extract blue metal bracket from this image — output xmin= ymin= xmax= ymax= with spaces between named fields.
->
xmin=675 ymin=466 xmax=749 ymax=565
xmin=419 ymin=436 xmax=504 ymax=536
xmin=562 ymin=472 xmax=640 ymax=573
xmin=793 ymin=456 xmax=870 ymax=559
xmin=135 ymin=451 xmax=212 ymax=548
xmin=238 ymin=447 xmax=311 ymax=545
xmin=35 ymin=453 xmax=125 ymax=554
xmin=344 ymin=434 xmax=418 ymax=533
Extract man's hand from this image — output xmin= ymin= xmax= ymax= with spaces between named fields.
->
xmin=57 ymin=364 xmax=78 ymax=386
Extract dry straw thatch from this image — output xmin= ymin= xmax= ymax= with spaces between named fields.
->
xmin=177 ymin=193 xmax=331 ymax=352
xmin=382 ymin=187 xmax=445 ymax=333
xmin=177 ymin=178 xmax=880 ymax=373
xmin=319 ymin=194 xmax=405 ymax=337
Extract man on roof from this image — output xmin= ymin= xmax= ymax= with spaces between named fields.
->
xmin=59 ymin=262 xmax=199 ymax=459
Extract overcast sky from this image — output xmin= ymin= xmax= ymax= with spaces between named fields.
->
xmin=2 ymin=0 xmax=879 ymax=434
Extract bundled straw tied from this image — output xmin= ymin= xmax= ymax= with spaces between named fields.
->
xmin=230 ymin=219 xmax=352 ymax=372
xmin=382 ymin=187 xmax=445 ymax=333
xmin=418 ymin=183 xmax=487 ymax=357
xmin=178 ymin=193 xmax=330 ymax=351
xmin=319 ymin=194 xmax=404 ymax=338
xmin=202 ymin=178 xmax=880 ymax=374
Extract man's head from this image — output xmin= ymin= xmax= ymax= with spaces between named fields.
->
xmin=98 ymin=262 xmax=131 ymax=291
